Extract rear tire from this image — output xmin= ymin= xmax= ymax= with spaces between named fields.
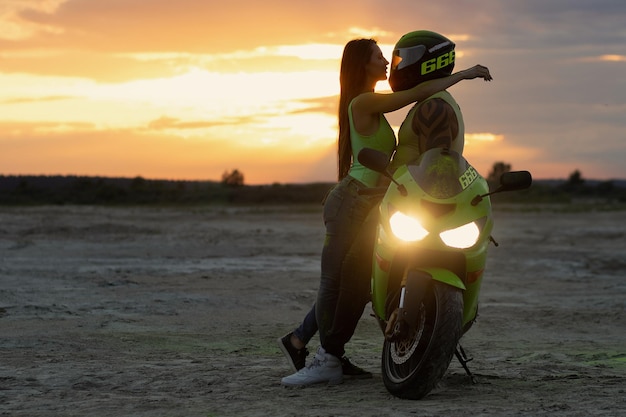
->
xmin=382 ymin=281 xmax=463 ymax=400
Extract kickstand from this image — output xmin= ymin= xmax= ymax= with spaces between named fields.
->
xmin=455 ymin=344 xmax=478 ymax=384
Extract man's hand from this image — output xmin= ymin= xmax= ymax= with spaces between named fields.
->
xmin=463 ymin=65 xmax=493 ymax=81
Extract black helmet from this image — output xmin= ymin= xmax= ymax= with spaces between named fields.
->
xmin=389 ymin=30 xmax=456 ymax=92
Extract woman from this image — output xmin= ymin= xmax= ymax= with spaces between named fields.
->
xmin=280 ymin=38 xmax=492 ymax=387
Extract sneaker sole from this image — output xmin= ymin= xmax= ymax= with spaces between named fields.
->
xmin=276 ymin=336 xmax=298 ymax=373
xmin=281 ymin=377 xmax=343 ymax=387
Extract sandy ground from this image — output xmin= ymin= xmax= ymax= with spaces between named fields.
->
xmin=0 ymin=204 xmax=624 ymax=417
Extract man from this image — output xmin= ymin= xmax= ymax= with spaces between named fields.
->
xmin=389 ymin=30 xmax=491 ymax=169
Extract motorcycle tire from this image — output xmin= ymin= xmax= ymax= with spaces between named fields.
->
xmin=382 ymin=280 xmax=463 ymax=400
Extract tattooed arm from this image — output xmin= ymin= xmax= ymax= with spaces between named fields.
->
xmin=411 ymin=98 xmax=459 ymax=153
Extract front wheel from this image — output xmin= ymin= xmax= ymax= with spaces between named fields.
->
xmin=382 ymin=281 xmax=463 ymax=400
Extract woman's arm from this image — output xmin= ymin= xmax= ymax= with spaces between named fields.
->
xmin=353 ymin=64 xmax=492 ymax=116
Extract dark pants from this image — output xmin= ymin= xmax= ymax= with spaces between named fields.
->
xmin=315 ymin=176 xmax=379 ymax=358
xmin=293 ymin=305 xmax=317 ymax=345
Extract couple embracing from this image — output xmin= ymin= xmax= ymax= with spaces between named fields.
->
xmin=279 ymin=30 xmax=492 ymax=387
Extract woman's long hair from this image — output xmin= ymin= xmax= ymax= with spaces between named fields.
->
xmin=337 ymin=39 xmax=377 ymax=181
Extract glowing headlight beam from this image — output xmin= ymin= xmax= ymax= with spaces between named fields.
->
xmin=440 ymin=222 xmax=480 ymax=249
xmin=389 ymin=211 xmax=428 ymax=242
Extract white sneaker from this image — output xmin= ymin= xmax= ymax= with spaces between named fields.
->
xmin=281 ymin=346 xmax=343 ymax=386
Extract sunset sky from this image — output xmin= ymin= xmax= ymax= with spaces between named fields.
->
xmin=1 ymin=0 xmax=625 ymax=184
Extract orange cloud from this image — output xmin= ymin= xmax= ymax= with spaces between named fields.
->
xmin=600 ymin=54 xmax=626 ymax=62
xmin=0 ymin=0 xmax=66 ymax=40
xmin=577 ymin=54 xmax=626 ymax=63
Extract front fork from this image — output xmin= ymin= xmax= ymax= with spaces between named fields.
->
xmin=384 ymin=270 xmax=431 ymax=341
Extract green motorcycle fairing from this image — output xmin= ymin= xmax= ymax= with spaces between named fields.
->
xmin=370 ymin=148 xmax=493 ymax=328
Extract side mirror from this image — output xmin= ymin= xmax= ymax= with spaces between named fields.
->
xmin=498 ymin=171 xmax=533 ymax=192
xmin=357 ymin=148 xmax=389 ymax=173
xmin=471 ymin=170 xmax=533 ymax=206
xmin=357 ymin=148 xmax=407 ymax=196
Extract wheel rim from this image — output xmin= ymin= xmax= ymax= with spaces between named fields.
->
xmin=389 ymin=305 xmax=424 ymax=365
xmin=384 ymin=291 xmax=437 ymax=382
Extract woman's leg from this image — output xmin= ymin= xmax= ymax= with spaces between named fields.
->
xmin=293 ymin=304 xmax=318 ymax=345
xmin=316 ymin=180 xmax=373 ymax=358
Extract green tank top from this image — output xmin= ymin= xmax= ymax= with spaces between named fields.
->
xmin=390 ymin=90 xmax=464 ymax=172
xmin=347 ymin=100 xmax=397 ymax=187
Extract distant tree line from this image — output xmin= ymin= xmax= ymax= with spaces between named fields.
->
xmin=485 ymin=162 xmax=626 ymax=204
xmin=0 ymin=163 xmax=624 ymax=206
xmin=0 ymin=175 xmax=333 ymax=205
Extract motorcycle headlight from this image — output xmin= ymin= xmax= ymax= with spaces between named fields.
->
xmin=389 ymin=211 xmax=428 ymax=242
xmin=439 ymin=222 xmax=480 ymax=249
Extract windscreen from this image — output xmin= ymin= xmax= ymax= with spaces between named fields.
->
xmin=406 ymin=149 xmax=472 ymax=199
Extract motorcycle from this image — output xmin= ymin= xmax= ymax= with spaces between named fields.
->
xmin=355 ymin=147 xmax=532 ymax=400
